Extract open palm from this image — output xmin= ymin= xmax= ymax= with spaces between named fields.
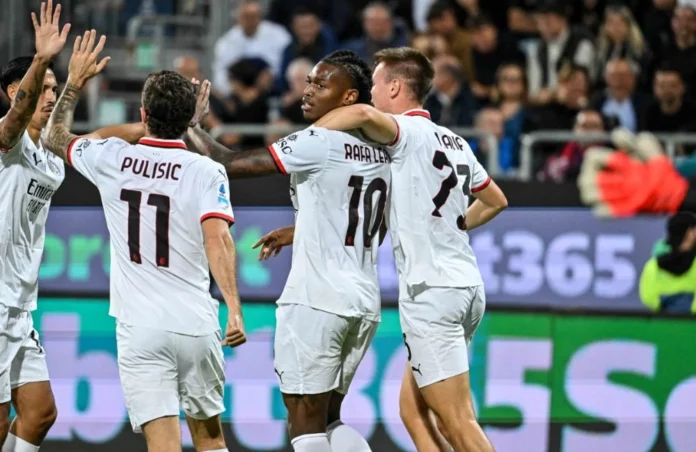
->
xmin=33 ymin=0 xmax=71 ymax=59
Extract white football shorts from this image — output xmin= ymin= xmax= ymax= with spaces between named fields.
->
xmin=116 ymin=322 xmax=225 ymax=433
xmin=399 ymin=286 xmax=486 ymax=388
xmin=273 ymin=304 xmax=378 ymax=395
xmin=0 ymin=302 xmax=50 ymax=404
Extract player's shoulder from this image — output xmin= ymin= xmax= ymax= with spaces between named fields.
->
xmin=82 ymin=136 xmax=131 ymax=153
xmin=185 ymin=154 xmax=228 ymax=180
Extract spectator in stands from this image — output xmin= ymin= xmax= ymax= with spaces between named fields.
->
xmin=508 ymin=0 xmax=540 ymax=40
xmin=571 ymin=0 xmax=607 ymax=37
xmin=468 ymin=14 xmax=526 ymax=103
xmin=213 ymin=0 xmax=291 ymax=96
xmin=526 ymin=63 xmax=591 ymax=132
xmin=664 ymin=3 xmax=696 ymax=97
xmin=412 ymin=0 xmax=507 ymax=33
xmin=213 ymin=58 xmax=271 ymax=150
xmin=267 ymin=0 xmax=352 ymax=40
xmin=426 ymin=1 xmax=475 ymax=82
xmin=472 ymin=107 xmax=520 ymax=172
xmin=642 ymin=63 xmax=696 ymax=132
xmin=425 ymin=55 xmax=477 ymax=127
xmin=526 ymin=0 xmax=595 ymax=104
xmin=277 ymin=7 xmax=338 ymax=93
xmin=411 ymin=33 xmax=451 ymax=59
xmin=595 ymin=5 xmax=652 ymax=90
xmin=642 ymin=0 xmax=676 ymax=62
xmin=489 ymin=62 xmax=529 ymax=168
xmin=343 ymin=3 xmax=409 ymax=66
xmin=591 ymin=59 xmax=649 ymax=132
xmin=279 ymin=58 xmax=314 ymax=124
xmin=539 ymin=108 xmax=608 ymax=182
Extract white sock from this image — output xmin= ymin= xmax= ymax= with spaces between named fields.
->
xmin=291 ymin=433 xmax=332 ymax=452
xmin=2 ymin=435 xmax=39 ymax=452
xmin=326 ymin=421 xmax=372 ymax=452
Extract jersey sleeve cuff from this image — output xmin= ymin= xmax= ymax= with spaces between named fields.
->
xmin=66 ymin=137 xmax=81 ymax=167
xmin=387 ymin=116 xmax=401 ymax=147
xmin=268 ymin=144 xmax=288 ymax=175
xmin=200 ymin=212 xmax=235 ymax=225
xmin=472 ymin=176 xmax=491 ymax=193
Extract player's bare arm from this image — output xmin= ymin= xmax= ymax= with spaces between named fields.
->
xmin=465 ymin=180 xmax=508 ymax=231
xmin=252 ymin=225 xmax=295 ymax=260
xmin=0 ymin=0 xmax=69 ymax=150
xmin=202 ymin=218 xmax=246 ymax=347
xmin=42 ymin=30 xmax=110 ymax=160
xmin=186 ymin=126 xmax=281 ymax=178
xmin=313 ymin=104 xmax=398 ymax=145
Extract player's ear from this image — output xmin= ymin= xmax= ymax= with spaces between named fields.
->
xmin=343 ymin=89 xmax=359 ymax=106
xmin=390 ymin=78 xmax=400 ymax=99
xmin=140 ymin=107 xmax=147 ymax=125
xmin=6 ymin=84 xmax=18 ymax=103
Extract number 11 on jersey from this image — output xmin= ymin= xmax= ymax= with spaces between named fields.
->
xmin=120 ymin=189 xmax=171 ymax=267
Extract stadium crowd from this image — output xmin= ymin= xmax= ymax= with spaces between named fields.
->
xmin=2 ymin=0 xmax=696 ymax=179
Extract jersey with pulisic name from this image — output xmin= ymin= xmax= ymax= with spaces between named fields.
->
xmin=268 ymin=127 xmax=391 ymax=322
xmin=386 ymin=109 xmax=491 ymax=297
xmin=67 ymin=136 xmax=234 ymax=336
xmin=0 ymin=128 xmax=65 ymax=311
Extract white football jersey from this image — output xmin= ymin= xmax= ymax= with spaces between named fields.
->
xmin=268 ymin=127 xmax=391 ymax=322
xmin=68 ymin=136 xmax=234 ymax=336
xmin=0 ymin=129 xmax=65 ymax=311
xmin=387 ymin=109 xmax=490 ymax=297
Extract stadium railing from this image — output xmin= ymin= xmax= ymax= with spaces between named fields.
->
xmin=519 ymin=130 xmax=696 ymax=181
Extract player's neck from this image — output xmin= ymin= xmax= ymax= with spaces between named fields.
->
xmin=27 ymin=124 xmax=42 ymax=146
xmin=390 ymin=99 xmax=424 ymax=115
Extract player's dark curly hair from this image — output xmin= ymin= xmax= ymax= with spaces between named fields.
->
xmin=141 ymin=70 xmax=196 ymax=139
xmin=321 ymin=50 xmax=373 ymax=105
xmin=0 ymin=56 xmax=55 ymax=95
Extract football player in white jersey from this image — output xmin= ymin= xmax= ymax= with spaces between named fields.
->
xmin=40 ymin=32 xmax=245 ymax=452
xmin=0 ymin=5 xmax=145 ymax=452
xmin=186 ymin=51 xmax=387 ymax=452
xmin=315 ymin=47 xmax=508 ymax=451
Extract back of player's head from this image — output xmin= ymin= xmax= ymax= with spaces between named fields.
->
xmin=373 ymin=47 xmax=434 ymax=105
xmin=0 ymin=56 xmax=55 ymax=95
xmin=320 ymin=50 xmax=373 ymax=105
xmin=141 ymin=70 xmax=196 ymax=139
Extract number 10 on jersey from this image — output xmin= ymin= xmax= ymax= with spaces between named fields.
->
xmin=345 ymin=175 xmax=388 ymax=248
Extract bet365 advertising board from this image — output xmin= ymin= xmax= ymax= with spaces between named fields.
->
xmin=32 ymin=299 xmax=695 ymax=452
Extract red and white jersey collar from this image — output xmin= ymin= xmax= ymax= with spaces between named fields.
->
xmin=403 ymin=109 xmax=431 ymax=120
xmin=138 ymin=137 xmax=188 ymax=150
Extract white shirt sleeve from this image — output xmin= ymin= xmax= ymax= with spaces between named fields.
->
xmin=67 ymin=136 xmax=128 ymax=185
xmin=267 ymin=127 xmax=329 ymax=175
xmin=198 ymin=162 xmax=235 ymax=225
xmin=471 ymin=156 xmax=491 ymax=193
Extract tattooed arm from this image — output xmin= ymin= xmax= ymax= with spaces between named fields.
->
xmin=186 ymin=125 xmax=281 ymax=178
xmin=41 ymin=82 xmax=81 ymax=161
xmin=0 ymin=56 xmax=52 ymax=151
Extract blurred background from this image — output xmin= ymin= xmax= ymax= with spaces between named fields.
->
xmin=1 ymin=0 xmax=695 ymax=450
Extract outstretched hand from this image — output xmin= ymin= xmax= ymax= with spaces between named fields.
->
xmin=252 ymin=226 xmax=294 ymax=260
xmin=67 ymin=30 xmax=110 ymax=88
xmin=33 ymin=0 xmax=71 ymax=60
xmin=190 ymin=78 xmax=211 ymax=127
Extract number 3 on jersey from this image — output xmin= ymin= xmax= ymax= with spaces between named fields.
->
xmin=431 ymin=150 xmax=470 ymax=230
xmin=345 ymin=175 xmax=388 ymax=248
xmin=120 ymin=189 xmax=171 ymax=267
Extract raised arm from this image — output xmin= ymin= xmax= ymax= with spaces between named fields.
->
xmin=84 ymin=123 xmax=145 ymax=143
xmin=0 ymin=1 xmax=69 ymax=150
xmin=42 ymin=30 xmax=111 ymax=161
xmin=186 ymin=125 xmax=281 ymax=178
xmin=313 ymin=104 xmax=398 ymax=145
